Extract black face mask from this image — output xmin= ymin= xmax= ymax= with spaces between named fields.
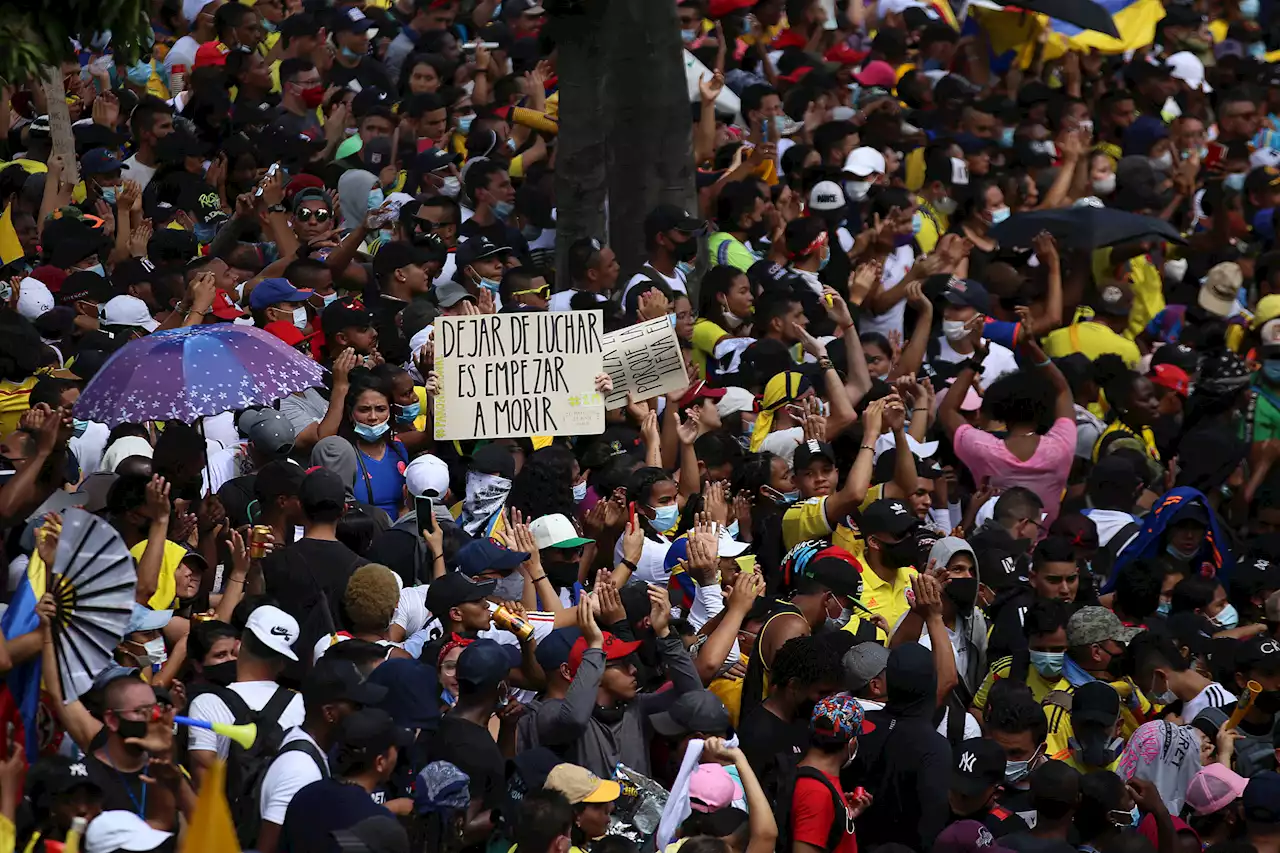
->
xmin=115 ymin=717 xmax=149 ymax=743
xmin=202 ymin=660 xmax=237 ymax=687
xmin=745 ymin=221 xmax=768 ymax=242
xmin=945 ymin=577 xmax=978 ymax=617
xmin=544 ymin=560 xmax=580 ymax=591
xmin=673 ymin=238 xmax=698 ymax=262
xmin=878 ymin=538 xmax=919 ymax=569
xmin=1254 ymin=688 xmax=1280 ymax=715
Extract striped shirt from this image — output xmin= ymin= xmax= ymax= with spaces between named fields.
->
xmin=1182 ymin=681 xmax=1236 ymax=724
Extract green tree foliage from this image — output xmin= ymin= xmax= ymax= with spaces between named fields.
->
xmin=0 ymin=0 xmax=152 ymax=84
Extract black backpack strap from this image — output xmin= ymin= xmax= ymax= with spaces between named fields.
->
xmin=277 ymin=738 xmax=330 ymax=779
xmin=210 ymin=685 xmax=254 ymax=725
xmin=796 ymin=766 xmax=849 ymax=851
xmin=257 ymin=686 xmax=297 ymax=728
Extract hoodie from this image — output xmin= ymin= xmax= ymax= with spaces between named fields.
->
xmin=846 ymin=643 xmax=951 ymax=852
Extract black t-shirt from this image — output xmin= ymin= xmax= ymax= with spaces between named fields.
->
xmin=422 ymin=714 xmax=505 ymax=811
xmin=1001 ymin=832 xmax=1079 ymax=853
xmin=85 ymin=748 xmax=150 ymax=817
xmin=326 ymin=57 xmax=394 ymax=93
xmin=365 ymin=525 xmax=420 ymax=587
xmin=371 ymin=295 xmax=412 ymax=366
xmin=955 ymin=804 xmax=1031 ymax=839
xmin=281 ymin=778 xmax=388 ymax=853
xmin=737 ymin=705 xmax=807 ymax=790
xmin=263 ymin=538 xmax=368 ymax=632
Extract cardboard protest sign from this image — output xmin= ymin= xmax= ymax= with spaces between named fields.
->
xmin=433 ymin=311 xmax=605 ymax=440
xmin=41 ymin=69 xmax=78 ymax=185
xmin=600 ymin=317 xmax=688 ymax=410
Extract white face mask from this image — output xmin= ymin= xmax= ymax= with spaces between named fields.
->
xmin=845 ymin=180 xmax=872 ymax=201
xmin=290 ymin=306 xmax=308 ymax=330
xmin=1164 ymin=258 xmax=1188 ymax=284
xmin=572 ymin=481 xmax=587 ymax=502
xmin=440 ymin=176 xmax=461 ymax=198
xmin=143 ymin=636 xmax=167 ymax=667
xmin=942 ymin=319 xmax=970 ymax=342
xmin=935 ymin=195 xmax=958 ymax=215
xmin=1150 ymin=151 xmax=1174 ymax=171
xmin=1093 ymin=174 xmax=1117 ymax=195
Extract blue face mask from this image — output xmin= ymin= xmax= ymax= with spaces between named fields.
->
xmin=1241 ymin=0 xmax=1261 ymax=18
xmin=457 ymin=115 xmax=475 ymax=134
xmin=1211 ymin=603 xmax=1239 ymax=629
xmin=323 ymin=292 xmax=340 ymax=306
xmin=1156 ymin=600 xmax=1171 ymax=616
xmin=99 ymin=185 xmax=118 ymax=205
xmin=353 ymin=420 xmax=390 ymax=441
xmin=80 ymin=263 xmax=105 ymax=277
xmin=681 ymin=28 xmax=698 ymax=42
xmin=1249 ymin=41 xmax=1267 ymax=58
xmin=340 ymin=45 xmax=363 ymax=61
xmin=1225 ymin=172 xmax=1247 ymax=192
xmin=818 ymin=244 xmax=831 ymax=270
xmin=479 ymin=277 xmax=501 ymax=293
xmin=492 ymin=200 xmax=515 ymax=220
xmin=368 ymin=188 xmax=385 ymax=213
xmin=649 ymin=503 xmax=679 ymax=532
xmin=911 ymin=211 xmax=924 ymax=234
xmin=72 ymin=418 xmax=90 ymax=433
xmin=990 ymin=206 xmax=1011 ymax=225
xmin=1000 ymin=127 xmax=1016 ymax=149
xmin=396 ymin=401 xmax=421 ymax=423
xmin=727 ymin=519 xmax=740 ymax=539
xmin=127 ymin=60 xmax=153 ymax=88
xmin=1264 ymin=360 xmax=1280 ymax=384
xmin=1029 ymin=650 xmax=1065 ymax=678
xmin=572 ymin=481 xmax=588 ymax=502
xmin=194 ymin=222 xmax=218 ymax=244
xmin=262 ymin=18 xmax=278 ymax=32
xmin=1126 ymin=807 xmax=1141 ymax=828
xmin=770 ymin=115 xmax=788 ymax=136
xmin=780 ymin=489 xmax=800 ymax=503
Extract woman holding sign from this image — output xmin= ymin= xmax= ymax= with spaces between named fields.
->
xmin=343 ymin=370 xmax=411 ymax=518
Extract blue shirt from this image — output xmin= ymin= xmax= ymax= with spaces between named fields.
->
xmin=356 ymin=440 xmax=407 ymax=518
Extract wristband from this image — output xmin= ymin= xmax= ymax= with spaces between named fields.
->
xmin=1034 ymin=357 xmax=1052 ymax=368
xmin=266 ymin=204 xmax=287 ymax=214
xmin=818 ymin=356 xmax=835 ymax=371
xmin=860 ymin=444 xmax=876 ymax=451
xmin=620 ymin=558 xmax=638 ymax=572
xmin=530 ymin=576 xmax=547 ymax=583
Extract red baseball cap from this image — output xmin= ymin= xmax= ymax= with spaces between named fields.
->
xmin=194 ymin=41 xmax=230 ymax=68
xmin=1149 ymin=363 xmax=1190 ymax=397
xmin=825 ymin=43 xmax=869 ymax=67
xmin=678 ymin=380 xmax=727 ymax=409
xmin=707 ymin=0 xmax=754 ymax=16
xmin=210 ymin=289 xmax=247 ymax=321
xmin=568 ymin=632 xmax=641 ymax=676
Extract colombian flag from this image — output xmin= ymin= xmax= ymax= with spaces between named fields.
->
xmin=0 ymin=550 xmax=49 ymax=759
xmin=969 ymin=0 xmax=1166 ymax=67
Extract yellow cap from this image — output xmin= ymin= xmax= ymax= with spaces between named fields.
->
xmin=544 ymin=764 xmax=622 ymax=805
xmin=1255 ymin=294 xmax=1280 ymax=328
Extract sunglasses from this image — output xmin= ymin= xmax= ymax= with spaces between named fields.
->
xmin=296 ymin=208 xmax=333 ymax=223
xmin=513 ymin=284 xmax=550 ymax=298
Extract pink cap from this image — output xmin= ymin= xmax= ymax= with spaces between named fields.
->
xmin=855 ymin=60 xmax=898 ymax=89
xmin=1185 ymin=764 xmax=1248 ymax=816
xmin=688 ymin=764 xmax=744 ymax=813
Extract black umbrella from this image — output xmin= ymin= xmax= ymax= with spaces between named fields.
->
xmin=988 ymin=206 xmax=1184 ymax=250
xmin=1002 ymin=0 xmax=1120 ymax=38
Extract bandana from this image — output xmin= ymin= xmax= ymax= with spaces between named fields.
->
xmin=1197 ymin=351 xmax=1252 ymax=395
xmin=415 ymin=761 xmax=472 ymax=815
xmin=437 ymin=633 xmax=474 ymax=668
xmin=810 ymin=691 xmax=870 ymax=738
xmin=458 ymin=470 xmax=512 ymax=535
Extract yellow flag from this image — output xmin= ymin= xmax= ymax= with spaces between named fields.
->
xmin=0 ymin=206 xmax=24 ymax=267
xmin=180 ymin=759 xmax=240 ymax=853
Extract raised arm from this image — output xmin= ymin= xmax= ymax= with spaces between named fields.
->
xmin=134 ymin=476 xmax=172 ymax=605
xmin=1017 ymin=313 xmax=1073 ymax=423
xmin=888 ymin=281 xmax=935 ymax=380
xmin=823 ymin=398 xmax=887 ymax=525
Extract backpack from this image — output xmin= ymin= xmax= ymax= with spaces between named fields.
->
xmin=771 ymin=752 xmax=850 ymax=853
xmin=1090 ymin=520 xmax=1139 ymax=590
xmin=212 ymin=685 xmax=302 ymax=847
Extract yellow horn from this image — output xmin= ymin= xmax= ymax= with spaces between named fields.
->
xmin=210 ymin=721 xmax=257 ymax=750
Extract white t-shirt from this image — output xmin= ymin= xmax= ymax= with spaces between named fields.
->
xmin=759 ymin=426 xmax=804 ymax=466
xmin=187 ymin=681 xmax=305 ymax=760
xmin=163 ymin=36 xmax=200 ymax=74
xmin=70 ymin=422 xmax=111 ymax=477
xmin=1084 ymin=508 xmax=1141 ymax=549
xmin=393 ymin=585 xmax=429 ymax=636
xmin=934 ymin=337 xmax=1020 ymax=385
xmin=911 ymin=619 xmax=973 ymax=693
xmin=1181 ymin=681 xmax=1236 ymax=724
xmin=622 ymin=264 xmax=687 ymax=304
xmin=121 ymin=155 xmax=158 ymax=191
xmin=259 ymin=727 xmax=328 ymax=825
xmin=857 ymin=244 xmax=914 ymax=339
xmin=547 ymin=289 xmax=606 ymax=313
xmin=857 ymin=697 xmax=980 ymax=740
xmin=613 ymin=531 xmax=673 ymax=584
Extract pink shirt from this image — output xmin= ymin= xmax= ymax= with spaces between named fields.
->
xmin=953 ymin=418 xmax=1077 ymax=524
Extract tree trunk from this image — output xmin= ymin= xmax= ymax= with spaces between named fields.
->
xmin=603 ymin=0 xmax=697 ymax=280
xmin=549 ymin=2 xmax=610 ymax=287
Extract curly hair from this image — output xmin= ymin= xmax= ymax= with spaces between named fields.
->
xmin=984 ymin=679 xmax=1048 ymax=744
xmin=508 ymin=446 xmax=577 ymax=521
xmin=342 ymin=564 xmax=401 ymax=633
xmin=770 ymin=634 xmax=842 ymax=693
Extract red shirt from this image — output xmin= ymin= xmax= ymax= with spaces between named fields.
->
xmin=791 ymin=771 xmax=858 ymax=853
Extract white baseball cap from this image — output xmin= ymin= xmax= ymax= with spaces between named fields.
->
xmin=405 ymin=454 xmax=450 ymax=498
xmin=245 ymin=604 xmax=300 ymax=661
xmin=530 ymin=513 xmax=595 ymax=550
xmin=843 ymin=147 xmax=886 ymax=177
xmin=872 ymin=432 xmax=939 ymax=462
xmin=1167 ymin=51 xmax=1213 ymax=93
xmin=808 ymin=180 xmax=846 ymax=212
xmin=16 ymin=277 xmax=54 ymax=321
xmin=86 ymin=810 xmax=173 ymax=853
xmin=717 ymin=526 xmax=750 ymax=557
xmin=100 ymin=295 xmax=159 ymax=332
xmin=715 ymin=386 xmax=756 ymax=418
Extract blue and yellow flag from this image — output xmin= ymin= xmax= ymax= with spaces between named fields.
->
xmin=0 ymin=551 xmax=49 ymax=758
xmin=969 ymin=0 xmax=1166 ymax=68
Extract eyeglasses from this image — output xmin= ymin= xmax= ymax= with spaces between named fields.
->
xmin=112 ymin=704 xmax=157 ymax=722
xmin=513 ymin=284 xmax=550 ymax=298
xmin=296 ymin=208 xmax=333 ymax=223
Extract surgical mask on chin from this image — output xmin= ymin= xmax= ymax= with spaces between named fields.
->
xmin=1210 ymin=603 xmax=1239 ymax=630
xmin=72 ymin=418 xmax=90 ymax=433
xmin=1029 ymin=650 xmax=1065 ymax=678
xmin=340 ymin=45 xmax=363 ymax=61
xmin=1149 ymin=678 xmax=1177 ymax=706
xmin=479 ymin=277 xmax=501 ymax=293
xmin=572 ymin=481 xmax=588 ymax=502
xmin=989 ymin=206 xmax=1011 ymax=225
xmin=1092 ymin=174 xmax=1117 ymax=195
xmin=825 ymin=605 xmax=854 ymax=632
xmin=845 ymin=180 xmax=871 ymax=201
xmin=818 ymin=244 xmax=831 ymax=270
xmin=935 ymin=195 xmax=957 ymax=216
xmin=323 ymin=292 xmax=340 ymax=306
xmin=492 ymin=200 xmax=515 ymax=220
xmin=143 ymin=636 xmax=167 ymax=667
xmin=1166 ymin=542 xmax=1198 ymax=561
xmin=942 ymin=319 xmax=970 ymax=342
xmin=127 ymin=60 xmax=153 ymax=87
xmin=353 ymin=419 xmax=391 ymax=441
xmin=649 ymin=503 xmax=680 ymax=532
xmin=457 ymin=115 xmax=475 ymax=134
xmin=440 ymin=176 xmax=461 ymax=198
xmin=492 ymin=573 xmax=526 ymax=602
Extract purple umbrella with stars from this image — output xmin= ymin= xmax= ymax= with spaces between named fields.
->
xmin=72 ymin=324 xmax=327 ymax=427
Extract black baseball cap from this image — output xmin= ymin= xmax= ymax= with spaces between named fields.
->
xmin=352 ymin=87 xmax=393 ymax=120
xmin=649 ymin=689 xmax=731 ymax=738
xmin=456 ymin=638 xmax=520 ymax=689
xmin=373 ymin=241 xmax=435 ymax=281
xmin=279 ymin=12 xmax=321 ymax=39
xmin=321 ymin=298 xmax=374 ymax=339
xmin=336 ymin=708 xmax=414 ymax=757
xmin=801 ymin=556 xmax=865 ymax=599
xmin=873 ymin=447 xmax=943 ymax=485
xmin=793 ymin=439 xmax=836 ymax=472
xmin=303 ymin=657 xmax=388 ymax=707
xmin=25 ymin=755 xmax=103 ymax=809
xmin=643 ymin=204 xmax=706 ymax=241
xmin=456 ymin=236 xmax=509 ymax=270
xmin=426 ymin=571 xmax=496 ymax=617
xmin=57 ymin=271 xmax=114 ymax=305
xmin=942 ymin=276 xmax=991 ymax=314
xmin=362 ymin=137 xmax=394 ymax=172
xmin=1230 ymin=554 xmax=1280 ymax=604
xmin=1072 ymin=681 xmax=1121 ymax=726
xmin=859 ymin=498 xmax=923 ymax=539
xmin=535 ymin=626 xmax=582 ymax=671
xmin=300 ymin=467 xmax=346 ymax=515
xmin=255 ymin=460 xmax=306 ymax=500
xmin=951 ymin=737 xmax=1006 ymax=796
xmin=1236 ymin=634 xmax=1280 ymax=675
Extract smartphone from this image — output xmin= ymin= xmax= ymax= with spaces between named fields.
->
xmin=1203 ymin=141 xmax=1226 ymax=170
xmin=415 ymin=495 xmax=436 ymax=537
xmin=462 ymin=41 xmax=501 ymax=50
xmin=628 ymin=501 xmax=638 ymax=527
xmin=254 ymin=162 xmax=280 ymax=198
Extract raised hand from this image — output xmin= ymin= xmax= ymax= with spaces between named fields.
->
xmin=647 ymin=583 xmax=672 ymax=637
xmin=703 ymin=480 xmax=729 ymax=525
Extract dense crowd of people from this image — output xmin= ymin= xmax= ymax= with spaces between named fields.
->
xmin=0 ymin=0 xmax=1279 ymax=852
